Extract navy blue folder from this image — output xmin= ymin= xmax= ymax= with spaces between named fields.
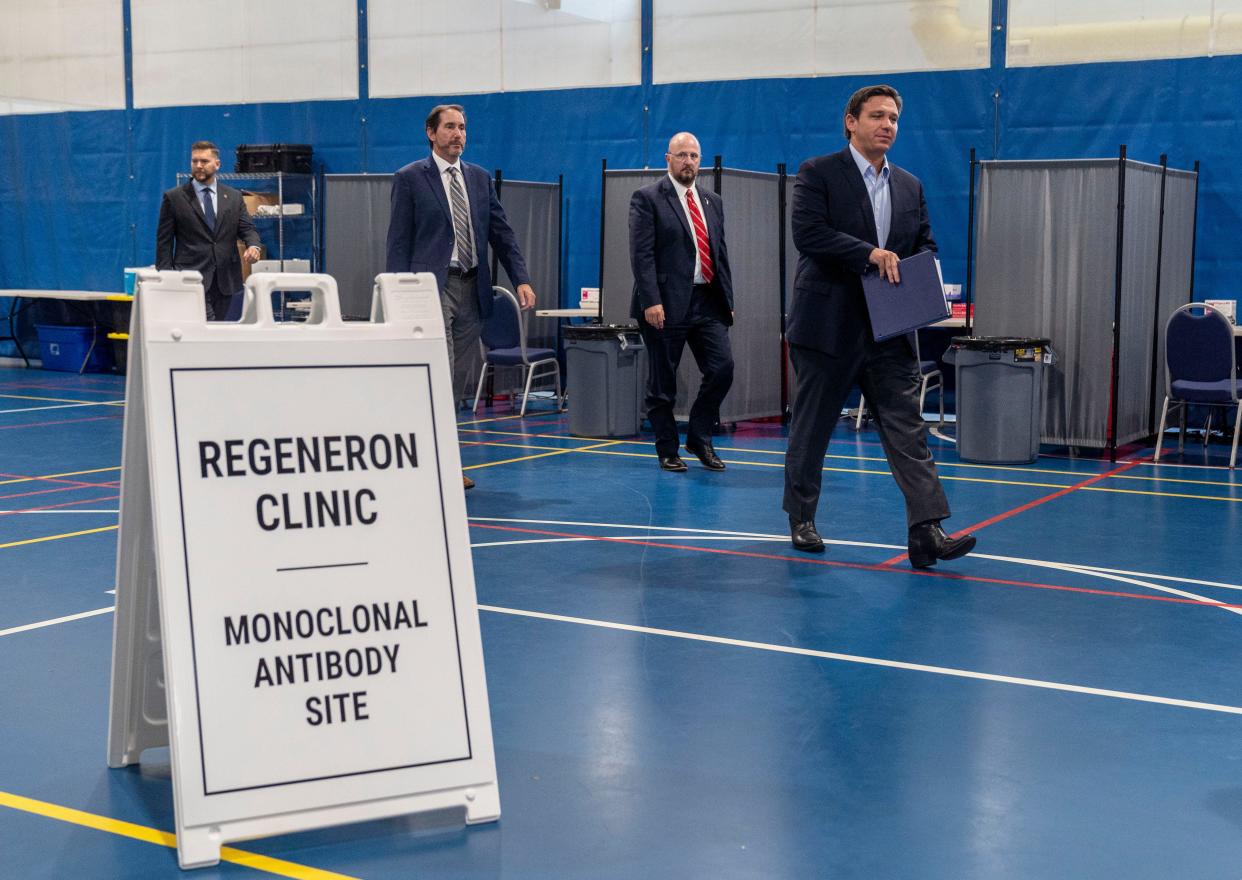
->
xmin=861 ymin=249 xmax=951 ymax=342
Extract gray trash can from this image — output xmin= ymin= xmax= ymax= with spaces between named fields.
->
xmin=946 ymin=336 xmax=1056 ymax=464
xmin=564 ymin=324 xmax=647 ymax=437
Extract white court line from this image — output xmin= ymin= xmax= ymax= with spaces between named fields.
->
xmin=10 ymin=597 xmax=1240 ymax=717
xmin=473 ymin=535 xmax=794 ymax=548
xmin=0 ymin=606 xmax=113 ymax=638
xmin=471 ymin=516 xmax=897 ymax=549
xmin=0 ymin=401 xmax=124 ymax=415
xmin=471 ymin=516 xmax=1242 ymax=610
xmin=478 ymin=603 xmax=1242 ymax=716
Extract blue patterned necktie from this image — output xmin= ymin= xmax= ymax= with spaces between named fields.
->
xmin=202 ymin=187 xmax=216 ymax=231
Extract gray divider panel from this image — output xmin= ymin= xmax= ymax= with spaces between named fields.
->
xmin=600 ymin=167 xmax=784 ymax=424
xmin=326 ymin=173 xmax=562 ymax=402
xmin=973 ymin=158 xmax=1196 ymax=449
xmin=491 ymin=180 xmax=561 ymax=354
xmin=600 ymin=169 xmax=663 ymax=326
xmin=324 ymin=174 xmax=392 ymax=319
xmin=1153 ymin=169 xmax=1199 ymax=413
xmin=1116 ymin=163 xmax=1163 ymax=447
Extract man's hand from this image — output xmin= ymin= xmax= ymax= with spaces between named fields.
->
xmin=515 ymin=283 xmax=536 ymax=310
xmin=869 ymin=247 xmax=901 ymax=283
xmin=644 ymin=304 xmax=665 ymax=330
xmin=243 ymin=246 xmax=262 ymax=265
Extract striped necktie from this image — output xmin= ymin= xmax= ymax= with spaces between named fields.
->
xmin=685 ymin=189 xmax=714 ymax=284
xmin=447 ymin=167 xmax=474 ymax=268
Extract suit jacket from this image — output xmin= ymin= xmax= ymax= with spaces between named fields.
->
xmin=628 ymin=176 xmax=735 ymax=326
xmin=385 ymin=156 xmax=531 ymax=319
xmin=786 ymin=146 xmax=936 ymax=357
xmin=155 ymin=181 xmax=260 ymax=295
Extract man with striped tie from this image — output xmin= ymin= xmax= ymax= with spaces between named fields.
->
xmin=386 ymin=104 xmax=536 ymax=490
xmin=629 ymin=132 xmax=736 ymax=473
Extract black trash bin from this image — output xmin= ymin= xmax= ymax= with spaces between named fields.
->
xmin=563 ymin=324 xmax=647 ymax=437
xmin=946 ymin=336 xmax=1055 ymax=464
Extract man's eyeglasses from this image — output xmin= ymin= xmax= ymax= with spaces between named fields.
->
xmin=670 ymin=152 xmax=700 ymax=161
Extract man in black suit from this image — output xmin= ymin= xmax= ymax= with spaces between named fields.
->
xmin=782 ymin=85 xmax=976 ymax=568
xmin=386 ymin=104 xmax=535 ymax=490
xmin=629 ymin=132 xmax=735 ymax=472
xmin=156 ymin=141 xmax=261 ymax=320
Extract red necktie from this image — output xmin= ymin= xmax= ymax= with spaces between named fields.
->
xmin=685 ymin=189 xmax=714 ymax=284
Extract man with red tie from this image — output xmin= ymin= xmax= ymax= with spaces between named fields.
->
xmin=628 ymin=132 xmax=736 ymax=472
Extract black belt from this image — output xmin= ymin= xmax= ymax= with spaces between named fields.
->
xmin=447 ymin=266 xmax=477 ymax=279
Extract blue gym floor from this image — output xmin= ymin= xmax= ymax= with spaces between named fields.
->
xmin=2 ymin=364 xmax=1242 ymax=879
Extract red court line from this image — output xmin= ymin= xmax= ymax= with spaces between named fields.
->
xmin=0 ymin=494 xmax=119 ymax=515
xmin=470 ymin=521 xmax=1241 ymax=612
xmin=0 ymin=484 xmax=109 ymax=503
xmin=0 ymin=414 xmax=122 ymax=431
xmin=0 ymin=472 xmax=120 ymax=492
xmin=876 ymin=456 xmax=1149 ymax=567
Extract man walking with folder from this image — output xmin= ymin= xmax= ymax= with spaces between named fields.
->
xmin=782 ymin=84 xmax=976 ymax=567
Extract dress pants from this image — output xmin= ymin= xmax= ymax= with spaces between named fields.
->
xmin=783 ymin=337 xmax=950 ymax=528
xmin=441 ymin=270 xmax=483 ymax=403
xmin=203 ymin=277 xmax=233 ymax=322
xmin=638 ymin=287 xmax=734 ymax=458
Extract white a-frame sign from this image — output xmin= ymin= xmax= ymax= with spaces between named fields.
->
xmin=107 ymin=271 xmax=499 ymax=868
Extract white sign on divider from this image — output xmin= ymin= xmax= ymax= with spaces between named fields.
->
xmin=107 ymin=270 xmax=499 ymax=868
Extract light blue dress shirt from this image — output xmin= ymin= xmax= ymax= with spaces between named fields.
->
xmin=849 ymin=143 xmax=891 ymax=249
xmin=192 ymin=179 xmax=218 ymax=221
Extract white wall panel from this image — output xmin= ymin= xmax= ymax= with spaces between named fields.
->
xmin=1008 ymin=0 xmax=1242 ymax=67
xmin=368 ymin=0 xmax=639 ymax=98
xmin=131 ymin=0 xmax=358 ymax=108
xmin=0 ymin=0 xmax=125 ymax=114
xmin=653 ymin=0 xmax=989 ymax=84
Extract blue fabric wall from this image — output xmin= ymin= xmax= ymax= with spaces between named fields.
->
xmin=1 ymin=54 xmax=1236 ymax=360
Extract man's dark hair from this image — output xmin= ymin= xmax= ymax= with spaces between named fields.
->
xmin=843 ymin=85 xmax=902 ymax=140
xmin=425 ymin=104 xmax=466 ymax=146
xmin=190 ymin=140 xmax=220 ymax=158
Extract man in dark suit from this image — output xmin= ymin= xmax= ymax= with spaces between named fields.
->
xmin=629 ymin=132 xmax=735 ymax=472
xmin=385 ymin=104 xmax=535 ymax=490
xmin=156 ymin=141 xmax=261 ymax=320
xmin=782 ymin=85 xmax=976 ymax=568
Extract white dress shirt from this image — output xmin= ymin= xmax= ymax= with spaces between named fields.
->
xmin=667 ymin=173 xmax=709 ymax=284
xmin=432 ymin=152 xmax=476 ymax=269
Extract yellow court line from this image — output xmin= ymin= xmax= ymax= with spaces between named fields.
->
xmin=0 ymin=466 xmax=121 ymax=487
xmin=0 ymin=393 xmax=123 ymax=405
xmin=456 ymin=409 xmax=563 ymax=427
xmin=459 ymin=438 xmax=1242 ymax=501
xmin=0 ymin=791 xmax=359 ymax=880
xmin=0 ymin=525 xmax=117 ymax=550
xmin=1081 ymin=485 xmax=1242 ymax=502
xmin=466 ymin=439 xmax=626 ymax=471
xmin=468 ymin=428 xmax=1242 ymax=492
xmin=461 ymin=439 xmax=1078 ymax=487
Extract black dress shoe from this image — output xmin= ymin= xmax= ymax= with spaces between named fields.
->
xmin=658 ymin=455 xmax=688 ymax=472
xmin=685 ymin=440 xmax=726 ymax=470
xmin=907 ymin=521 xmax=976 ymax=568
xmin=790 ymin=520 xmax=825 ymax=553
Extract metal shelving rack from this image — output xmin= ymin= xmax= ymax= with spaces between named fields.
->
xmin=174 ymin=171 xmax=319 ymax=270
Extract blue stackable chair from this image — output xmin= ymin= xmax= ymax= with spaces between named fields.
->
xmin=1154 ymin=302 xmax=1242 ymax=468
xmin=471 ymin=286 xmax=564 ymax=417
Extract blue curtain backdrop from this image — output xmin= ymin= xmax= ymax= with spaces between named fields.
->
xmin=0 ymin=23 xmax=1234 ymax=361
